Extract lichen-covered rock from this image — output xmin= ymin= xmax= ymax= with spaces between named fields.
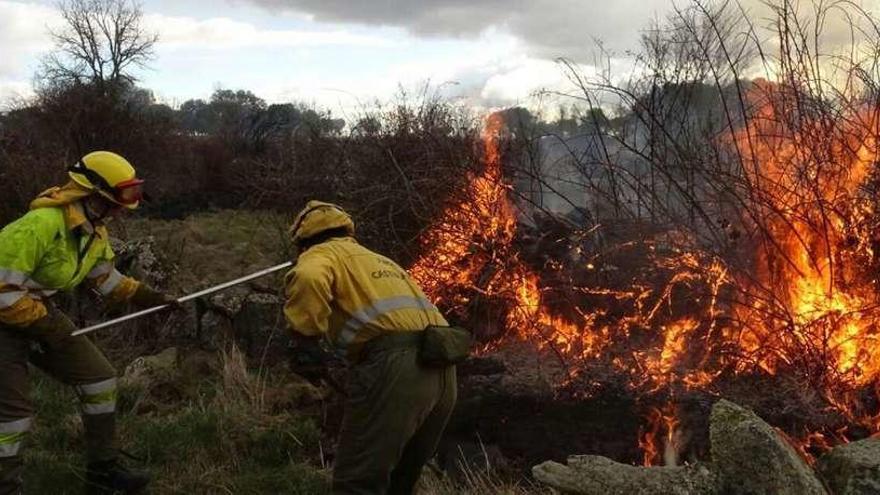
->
xmin=818 ymin=437 xmax=880 ymax=495
xmin=710 ymin=399 xmax=827 ymax=495
xmin=111 ymin=236 xmax=171 ymax=286
xmin=532 ymin=455 xmax=719 ymax=495
xmin=121 ymin=346 xmax=179 ymax=388
xmin=195 ymin=291 xmax=287 ymax=358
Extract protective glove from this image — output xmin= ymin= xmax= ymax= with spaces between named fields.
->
xmin=288 ymin=334 xmax=334 ymax=382
xmin=129 ymin=283 xmax=183 ymax=310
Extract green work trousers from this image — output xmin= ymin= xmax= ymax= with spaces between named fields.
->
xmin=332 ymin=338 xmax=457 ymax=495
xmin=0 ymin=321 xmax=118 ymax=495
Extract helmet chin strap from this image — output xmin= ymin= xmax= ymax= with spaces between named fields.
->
xmin=83 ymin=195 xmax=112 ymax=225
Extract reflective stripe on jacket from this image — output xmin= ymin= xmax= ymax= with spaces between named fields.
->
xmin=284 ymin=237 xmax=448 ymax=358
xmin=0 ymin=204 xmax=139 ymax=326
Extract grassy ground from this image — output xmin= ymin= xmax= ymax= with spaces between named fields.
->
xmin=23 ymin=347 xmax=329 ymax=494
xmin=120 ymin=209 xmax=293 ymax=292
xmin=18 ymin=210 xmax=551 ymax=494
xmin=22 ymin=345 xmax=545 ymax=494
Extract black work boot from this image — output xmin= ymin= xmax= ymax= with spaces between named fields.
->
xmin=85 ymin=458 xmax=150 ymax=494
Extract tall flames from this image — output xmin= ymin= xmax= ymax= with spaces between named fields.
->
xmin=409 ymin=81 xmax=880 ymax=466
xmin=733 ymin=83 xmax=880 ymax=380
xmin=730 ymin=81 xmax=880 ymax=439
xmin=410 ymin=113 xmax=591 ymax=355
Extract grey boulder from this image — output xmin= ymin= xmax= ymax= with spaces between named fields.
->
xmin=532 ymin=455 xmax=719 ymax=494
xmin=710 ymin=399 xmax=827 ymax=495
xmin=818 ymin=437 xmax=880 ymax=495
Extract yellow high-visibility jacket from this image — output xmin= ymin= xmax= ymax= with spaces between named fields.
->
xmin=0 ymin=185 xmax=140 ymax=326
xmin=284 ymin=237 xmax=447 ymax=358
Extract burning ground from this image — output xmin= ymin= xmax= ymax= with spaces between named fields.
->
xmin=408 ymin=81 xmax=880 ymax=470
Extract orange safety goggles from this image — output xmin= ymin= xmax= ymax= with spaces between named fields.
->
xmin=113 ymin=178 xmax=145 ymax=205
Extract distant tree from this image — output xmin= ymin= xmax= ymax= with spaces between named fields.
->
xmin=353 ymin=115 xmax=382 ymax=136
xmin=39 ymin=0 xmax=158 ymax=89
xmin=177 ymin=89 xmax=344 ymax=148
xmin=299 ymin=109 xmax=344 ymax=136
xmin=210 ymin=89 xmax=266 ymax=113
xmin=265 ymin=103 xmax=301 ymax=128
xmin=178 ymin=99 xmax=211 ymax=134
xmin=145 ymin=102 xmax=175 ymax=122
xmin=209 ymin=89 xmax=266 ymax=135
xmin=496 ymin=107 xmax=544 ymax=137
xmin=581 ymin=107 xmax=609 ymax=132
xmin=245 ymin=103 xmax=301 ymax=148
xmin=553 ymin=105 xmax=581 ymax=136
xmin=121 ymin=85 xmax=154 ymax=109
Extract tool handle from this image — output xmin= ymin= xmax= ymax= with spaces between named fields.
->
xmin=71 ymin=261 xmax=294 ymax=336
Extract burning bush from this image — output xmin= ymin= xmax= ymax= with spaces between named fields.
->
xmin=408 ymin=0 xmax=880 ymax=467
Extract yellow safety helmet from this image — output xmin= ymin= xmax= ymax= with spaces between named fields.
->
xmin=290 ymin=200 xmax=355 ymax=245
xmin=68 ymin=151 xmax=144 ymax=209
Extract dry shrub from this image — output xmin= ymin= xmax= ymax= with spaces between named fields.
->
xmin=418 ymin=463 xmax=551 ymax=495
xmin=232 ymin=93 xmax=482 ymax=262
xmin=219 ymin=344 xmax=267 ymax=411
xmin=1 ymin=82 xmax=483 ymax=261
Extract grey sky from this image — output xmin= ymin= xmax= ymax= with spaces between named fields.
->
xmin=3 ymin=0 xmax=880 ymax=112
xmin=241 ymin=0 xmax=675 ymax=58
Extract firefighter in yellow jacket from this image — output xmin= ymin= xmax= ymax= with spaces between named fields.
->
xmin=284 ymin=201 xmax=458 ymax=494
xmin=0 ymin=151 xmax=177 ymax=494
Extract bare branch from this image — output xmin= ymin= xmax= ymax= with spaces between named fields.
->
xmin=39 ymin=0 xmax=157 ymax=89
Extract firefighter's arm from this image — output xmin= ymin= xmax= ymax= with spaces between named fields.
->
xmin=84 ymin=234 xmax=176 ymax=309
xmin=0 ymin=284 xmax=48 ymax=327
xmin=0 ymin=219 xmax=50 ymax=327
xmin=85 ymin=261 xmax=141 ymax=305
xmin=284 ymin=250 xmax=335 ymax=336
xmin=87 ymin=268 xmax=178 ymax=309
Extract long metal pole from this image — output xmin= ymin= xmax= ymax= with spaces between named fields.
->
xmin=71 ymin=261 xmax=294 ymax=337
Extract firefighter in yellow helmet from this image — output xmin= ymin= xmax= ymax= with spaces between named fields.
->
xmin=284 ymin=201 xmax=466 ymax=494
xmin=0 ymin=151 xmax=178 ymax=494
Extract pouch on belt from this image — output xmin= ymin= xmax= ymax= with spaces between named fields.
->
xmin=418 ymin=325 xmax=472 ymax=367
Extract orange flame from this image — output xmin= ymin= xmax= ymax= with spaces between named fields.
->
xmin=409 ymin=97 xmax=880 ymax=464
xmin=730 ymin=81 xmax=880 ymax=432
xmin=639 ymin=402 xmax=680 ymax=466
xmin=410 ymin=112 xmax=592 ymax=354
xmin=411 ymin=112 xmax=731 ymax=463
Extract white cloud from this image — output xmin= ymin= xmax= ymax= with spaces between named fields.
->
xmin=14 ymin=0 xmax=876 ymax=117
xmin=0 ymin=79 xmax=34 ymax=108
xmin=255 ymin=31 xmax=603 ymax=117
xmin=146 ymin=13 xmax=396 ymax=50
xmin=0 ymin=1 xmax=59 ymax=77
xmin=480 ymin=58 xmax=573 ymax=102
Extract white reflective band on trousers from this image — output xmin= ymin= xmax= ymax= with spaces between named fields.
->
xmin=75 ymin=377 xmax=118 ymax=415
xmin=336 ymin=295 xmax=437 ymax=348
xmin=0 ymin=418 xmax=32 ymax=458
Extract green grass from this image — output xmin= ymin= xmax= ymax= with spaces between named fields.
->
xmin=24 ymin=375 xmax=86 ymax=494
xmin=18 ymin=354 xmax=541 ymax=495
xmin=121 ymin=209 xmax=293 ymax=293
xmin=21 ymin=352 xmax=330 ymax=494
